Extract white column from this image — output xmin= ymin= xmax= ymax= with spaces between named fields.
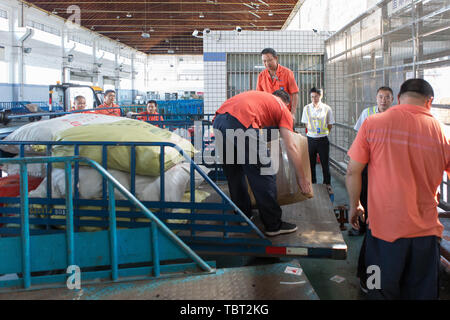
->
xmin=8 ymin=5 xmax=18 ymax=99
xmin=61 ymin=26 xmax=67 ymax=83
xmin=131 ymin=51 xmax=135 ymax=103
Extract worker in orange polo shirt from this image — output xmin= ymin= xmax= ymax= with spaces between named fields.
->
xmin=71 ymin=95 xmax=87 ymax=111
xmin=70 ymin=95 xmax=95 ymax=114
xmin=127 ymin=100 xmax=164 ymax=128
xmin=346 ymin=79 xmax=450 ymax=299
xmin=256 ymin=48 xmax=299 ymax=122
xmin=213 ymin=90 xmax=311 ymax=237
xmin=95 ymin=90 xmax=122 ymax=116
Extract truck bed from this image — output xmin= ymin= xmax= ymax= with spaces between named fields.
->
xmin=182 ymin=183 xmax=347 ymax=259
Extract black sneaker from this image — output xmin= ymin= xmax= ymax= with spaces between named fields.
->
xmin=265 ymin=222 xmax=298 ymax=237
xmin=348 ymin=228 xmax=362 ymax=236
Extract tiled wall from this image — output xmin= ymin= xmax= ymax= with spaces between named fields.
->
xmin=203 ymin=30 xmax=328 ymax=114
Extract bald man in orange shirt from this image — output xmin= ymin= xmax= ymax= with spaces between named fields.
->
xmin=346 ymin=79 xmax=450 ymax=299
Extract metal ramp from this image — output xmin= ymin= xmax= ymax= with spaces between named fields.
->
xmin=181 ymin=183 xmax=347 ymax=260
xmin=0 ymin=260 xmax=318 ymax=300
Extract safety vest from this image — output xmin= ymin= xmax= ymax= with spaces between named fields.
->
xmin=305 ymin=104 xmax=330 ymax=136
xmin=367 ymin=106 xmax=377 ymax=116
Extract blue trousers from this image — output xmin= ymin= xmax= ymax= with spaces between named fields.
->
xmin=365 ymin=229 xmax=440 ymax=300
xmin=213 ymin=113 xmax=282 ymax=231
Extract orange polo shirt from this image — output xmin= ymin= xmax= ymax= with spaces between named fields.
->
xmin=95 ymin=103 xmax=122 ymax=117
xmin=256 ymin=64 xmax=299 ymax=112
xmin=215 ymin=90 xmax=293 ymax=131
xmin=348 ymin=104 xmax=450 ymax=242
xmin=137 ymin=111 xmax=164 ymax=122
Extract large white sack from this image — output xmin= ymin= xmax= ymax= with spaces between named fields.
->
xmin=1 ymin=113 xmax=124 ymax=154
xmin=1 ymin=157 xmax=47 ymax=178
xmin=29 ymin=167 xmax=131 ymax=200
xmin=29 ymin=162 xmax=210 ymax=203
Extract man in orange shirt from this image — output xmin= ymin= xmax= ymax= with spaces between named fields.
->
xmin=71 ymin=95 xmax=87 ymax=111
xmin=70 ymin=95 xmax=95 ymax=114
xmin=256 ymin=48 xmax=299 ymax=120
xmin=346 ymin=79 xmax=450 ymax=299
xmin=96 ymin=90 xmax=122 ymax=116
xmin=213 ymin=90 xmax=311 ymax=236
xmin=137 ymin=100 xmax=163 ymax=122
xmin=127 ymin=100 xmax=164 ymax=127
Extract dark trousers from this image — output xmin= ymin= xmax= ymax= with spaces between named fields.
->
xmin=307 ymin=136 xmax=331 ymax=185
xmin=357 ymin=165 xmax=369 ymax=281
xmin=213 ymin=113 xmax=282 ymax=231
xmin=365 ymin=229 xmax=440 ymax=300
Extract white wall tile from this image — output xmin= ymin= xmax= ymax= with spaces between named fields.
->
xmin=203 ymin=30 xmax=327 ymax=113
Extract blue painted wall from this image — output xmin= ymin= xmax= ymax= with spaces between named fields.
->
xmin=0 ymin=83 xmax=49 ymax=102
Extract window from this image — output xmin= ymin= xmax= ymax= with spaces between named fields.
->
xmin=26 ymin=20 xmax=60 ymax=36
xmin=0 ymin=9 xmax=7 ymax=19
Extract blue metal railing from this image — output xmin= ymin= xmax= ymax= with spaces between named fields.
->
xmin=121 ymin=100 xmax=204 ymax=121
xmin=0 ymin=155 xmax=215 ymax=289
xmin=0 ymin=141 xmax=266 ymax=256
xmin=140 ymin=114 xmax=225 ymax=182
xmin=0 ymin=101 xmax=51 ymax=113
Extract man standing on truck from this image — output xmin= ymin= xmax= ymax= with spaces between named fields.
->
xmin=346 ymin=78 xmax=450 ymax=299
xmin=96 ymin=90 xmax=122 ymax=116
xmin=213 ymin=90 xmax=311 ymax=237
xmin=256 ymin=48 xmax=299 ymax=122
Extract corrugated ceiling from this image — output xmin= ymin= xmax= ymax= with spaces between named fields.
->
xmin=24 ymin=0 xmax=300 ymax=54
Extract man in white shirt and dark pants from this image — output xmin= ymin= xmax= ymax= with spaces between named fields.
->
xmin=301 ymin=87 xmax=335 ymax=194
